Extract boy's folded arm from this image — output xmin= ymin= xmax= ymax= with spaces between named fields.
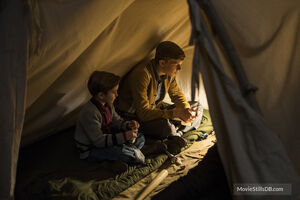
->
xmin=135 ymin=104 xmax=173 ymax=122
xmin=80 ymin=110 xmax=127 ymax=147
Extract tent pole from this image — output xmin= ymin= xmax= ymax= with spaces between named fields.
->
xmin=198 ymin=0 xmax=261 ymax=114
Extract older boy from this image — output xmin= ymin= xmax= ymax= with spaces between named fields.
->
xmin=116 ymin=41 xmax=201 ymax=144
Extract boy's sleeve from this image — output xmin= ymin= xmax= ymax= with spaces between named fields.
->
xmin=79 ymin=108 xmax=126 ymax=147
xmin=130 ymin=69 xmax=173 ymax=122
xmin=168 ymin=77 xmax=190 ymax=109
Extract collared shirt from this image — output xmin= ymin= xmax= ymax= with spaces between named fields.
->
xmin=90 ymin=97 xmax=112 ymax=134
xmin=154 ymin=64 xmax=167 ymax=107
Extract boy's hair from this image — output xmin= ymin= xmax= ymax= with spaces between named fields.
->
xmin=87 ymin=71 xmax=120 ymax=96
xmin=155 ymin=41 xmax=185 ymax=63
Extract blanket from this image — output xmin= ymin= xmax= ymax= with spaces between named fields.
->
xmin=17 ymin=109 xmax=213 ymax=200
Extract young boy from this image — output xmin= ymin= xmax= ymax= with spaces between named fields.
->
xmin=74 ymin=71 xmax=146 ymax=166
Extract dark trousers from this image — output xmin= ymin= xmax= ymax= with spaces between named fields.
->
xmin=117 ymin=101 xmax=203 ymax=140
xmin=140 ymin=118 xmax=179 ymax=139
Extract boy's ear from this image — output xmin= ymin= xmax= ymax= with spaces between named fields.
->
xmin=158 ymin=59 xmax=166 ymax=67
xmin=97 ymin=92 xmax=106 ymax=99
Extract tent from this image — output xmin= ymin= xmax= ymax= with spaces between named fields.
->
xmin=1 ymin=0 xmax=300 ymax=199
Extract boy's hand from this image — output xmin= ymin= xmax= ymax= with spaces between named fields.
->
xmin=127 ymin=120 xmax=140 ymax=130
xmin=172 ymin=108 xmax=193 ymax=123
xmin=124 ymin=130 xmax=138 ymax=141
xmin=188 ymin=108 xmax=198 ymax=119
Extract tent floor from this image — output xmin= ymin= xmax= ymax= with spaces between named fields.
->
xmin=15 ymin=127 xmax=120 ymax=199
xmin=15 ymin=127 xmax=231 ymax=199
xmin=150 ymin=144 xmax=232 ymax=200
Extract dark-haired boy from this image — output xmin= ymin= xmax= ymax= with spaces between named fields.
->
xmin=74 ymin=71 xmax=146 ymax=168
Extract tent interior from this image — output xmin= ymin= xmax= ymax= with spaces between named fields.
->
xmin=1 ymin=0 xmax=300 ymax=199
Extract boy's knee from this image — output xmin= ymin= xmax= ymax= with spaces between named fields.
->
xmin=160 ymin=119 xmax=177 ymax=138
xmin=140 ymin=118 xmax=178 ymax=139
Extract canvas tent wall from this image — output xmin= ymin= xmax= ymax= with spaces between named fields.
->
xmin=0 ymin=0 xmax=299 ymax=199
xmin=188 ymin=1 xmax=300 ymax=198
